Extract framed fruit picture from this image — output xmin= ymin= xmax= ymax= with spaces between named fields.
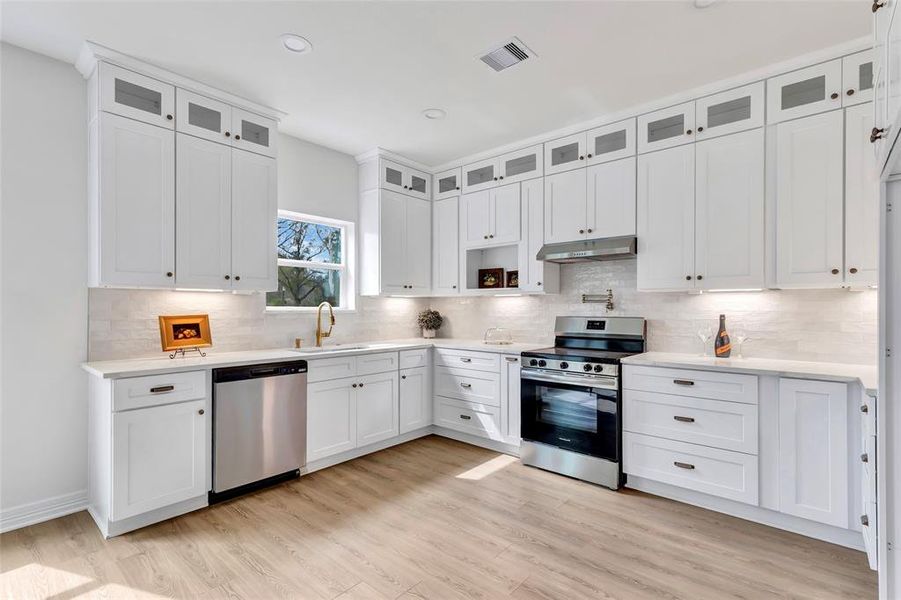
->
xmin=478 ymin=268 xmax=504 ymax=289
xmin=158 ymin=314 xmax=212 ymax=357
xmin=506 ymin=270 xmax=519 ymax=288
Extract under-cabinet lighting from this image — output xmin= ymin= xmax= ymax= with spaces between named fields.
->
xmin=495 ymin=293 xmax=523 ymax=297
xmin=175 ymin=288 xmax=226 ymax=293
xmin=702 ymin=288 xmax=764 ymax=293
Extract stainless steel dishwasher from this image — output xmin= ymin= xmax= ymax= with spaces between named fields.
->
xmin=211 ymin=360 xmax=307 ymax=502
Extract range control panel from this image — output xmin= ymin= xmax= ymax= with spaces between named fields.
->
xmin=522 ymin=357 xmax=618 ymax=376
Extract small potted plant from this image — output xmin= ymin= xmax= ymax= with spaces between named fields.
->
xmin=417 ymin=309 xmax=443 ymax=339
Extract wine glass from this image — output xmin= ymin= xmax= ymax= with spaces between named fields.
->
xmin=696 ymin=324 xmax=713 ymax=357
xmin=733 ymin=327 xmax=750 ymax=358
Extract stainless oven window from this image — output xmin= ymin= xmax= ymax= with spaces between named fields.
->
xmin=534 ymin=386 xmax=599 ymax=433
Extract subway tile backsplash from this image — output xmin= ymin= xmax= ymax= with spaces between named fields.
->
xmin=89 ymin=261 xmax=877 ymax=365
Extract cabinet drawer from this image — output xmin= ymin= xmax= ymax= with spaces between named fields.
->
xmin=434 ymin=348 xmax=500 ymax=372
xmin=434 ymin=367 xmax=500 ymax=406
xmin=356 ymin=352 xmax=398 ymax=376
xmin=307 ymin=356 xmax=357 ymax=383
xmin=624 ymin=366 xmax=758 ymax=405
xmin=113 ymin=371 xmax=206 ymax=411
xmin=624 ymin=390 xmax=758 ymax=454
xmin=623 ymin=432 xmax=759 ymax=505
xmin=399 ymin=348 xmax=430 ymax=370
xmin=434 ymin=397 xmax=501 ymax=440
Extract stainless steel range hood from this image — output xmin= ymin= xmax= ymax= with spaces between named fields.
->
xmin=536 ymin=236 xmax=637 ymax=264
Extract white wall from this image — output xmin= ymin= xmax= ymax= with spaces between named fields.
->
xmin=0 ymin=43 xmax=89 ymax=527
xmin=278 ymin=133 xmax=358 ymax=223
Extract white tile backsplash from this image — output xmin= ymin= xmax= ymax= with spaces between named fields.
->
xmin=89 ymin=261 xmax=877 ymax=365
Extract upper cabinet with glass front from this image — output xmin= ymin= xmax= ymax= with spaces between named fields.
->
xmin=462 ymin=144 xmax=543 ymax=194
xmin=544 ymin=132 xmax=588 ymax=175
xmin=695 ymin=82 xmax=764 ymax=141
xmin=766 ymin=59 xmax=843 ymax=124
xmin=842 ymin=50 xmax=874 ymax=106
xmin=379 ymin=159 xmax=430 ymax=199
xmin=232 ymin=108 xmax=278 ymax=158
xmin=637 ymin=102 xmax=695 ymax=153
xmin=587 ymin=119 xmax=635 ymax=165
xmin=100 ymin=63 xmax=175 ymax=129
xmin=434 ymin=167 xmax=462 ymax=200
xmin=176 ymin=89 xmax=232 ymax=144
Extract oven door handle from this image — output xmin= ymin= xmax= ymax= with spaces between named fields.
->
xmin=520 ymin=368 xmax=618 ymax=390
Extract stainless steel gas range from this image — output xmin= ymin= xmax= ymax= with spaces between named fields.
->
xmin=520 ymin=316 xmax=646 ymax=489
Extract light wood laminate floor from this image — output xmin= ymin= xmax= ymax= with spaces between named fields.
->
xmin=0 ymin=435 xmax=877 ymax=599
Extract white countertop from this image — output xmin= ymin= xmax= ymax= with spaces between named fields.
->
xmin=622 ymin=352 xmax=878 ymax=397
xmin=82 ymin=338 xmax=549 ymax=379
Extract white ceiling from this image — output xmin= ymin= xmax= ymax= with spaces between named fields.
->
xmin=1 ymin=1 xmax=870 ymax=166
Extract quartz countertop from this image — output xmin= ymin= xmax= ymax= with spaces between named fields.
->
xmin=621 ymin=352 xmax=877 ymax=397
xmin=82 ymin=338 xmax=549 ymax=379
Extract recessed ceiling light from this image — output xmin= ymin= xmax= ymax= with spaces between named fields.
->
xmin=280 ymin=33 xmax=312 ymax=54
xmin=422 ymin=108 xmax=446 ymax=120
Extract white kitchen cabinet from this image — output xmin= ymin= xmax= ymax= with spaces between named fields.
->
xmin=519 ymin=178 xmax=559 ymax=293
xmin=94 ymin=112 xmax=175 ymax=288
xmin=774 ymin=110 xmax=844 ymax=288
xmin=406 ymin=196 xmax=432 ymax=292
xmin=695 ymin=82 xmax=764 ymax=141
xmin=175 ymin=134 xmax=232 ymax=289
xmin=400 ymin=366 xmax=432 ymax=434
xmin=842 ymin=50 xmax=874 ymax=106
xmin=587 ymin=119 xmax=636 ymax=165
xmin=231 ymin=107 xmax=277 ymax=158
xmin=99 ymin=62 xmax=174 ymax=129
xmin=379 ymin=159 xmax=430 ymax=199
xmin=694 ymin=128 xmax=765 ymax=290
xmin=500 ymin=355 xmax=521 ymax=444
xmin=586 ymin=157 xmax=636 ymax=238
xmin=884 ymin=1 xmax=901 ymax=169
xmin=176 ymin=89 xmax=232 ymax=145
xmin=543 ymin=169 xmax=588 ymax=244
xmin=845 ymin=103 xmax=880 ymax=286
xmin=544 ymin=132 xmax=588 ymax=175
xmin=356 ymin=372 xmax=399 ymax=446
xmin=111 ymin=399 xmax=206 ymax=521
xmin=637 ymin=144 xmax=695 ymax=291
xmin=378 ymin=191 xmax=408 ymax=294
xmin=432 ymin=196 xmax=460 ymax=294
xmin=499 ymin=144 xmax=543 ymax=184
xmin=777 ymin=378 xmax=849 ymax=528
xmin=307 ymin=378 xmax=357 ymax=462
xmin=462 ymin=156 xmax=499 ymax=193
xmin=230 ymin=149 xmax=278 ymax=291
xmin=461 ymin=184 xmax=521 ymax=247
xmin=434 ymin=167 xmax=462 ymax=200
xmin=638 ymin=102 xmax=695 ymax=154
xmin=767 ymin=59 xmax=843 ymax=124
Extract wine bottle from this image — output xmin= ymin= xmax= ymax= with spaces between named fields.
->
xmin=715 ymin=314 xmax=732 ymax=358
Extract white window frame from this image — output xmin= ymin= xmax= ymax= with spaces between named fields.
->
xmin=266 ymin=210 xmax=356 ymax=312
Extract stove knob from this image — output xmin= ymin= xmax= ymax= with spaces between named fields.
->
xmin=529 ymin=359 xmax=539 ymax=367
xmin=594 ymin=364 xmax=604 ymax=373
xmin=538 ymin=359 xmax=547 ymax=367
xmin=583 ymin=364 xmax=593 ymax=372
xmin=559 ymin=362 xmax=569 ymax=370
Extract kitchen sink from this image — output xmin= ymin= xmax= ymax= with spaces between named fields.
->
xmin=292 ymin=344 xmax=369 ymax=354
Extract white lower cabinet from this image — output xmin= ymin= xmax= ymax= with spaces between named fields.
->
xmin=435 ymin=397 xmax=502 ymax=440
xmin=307 ymin=377 xmax=357 ymax=462
xmin=500 ymin=355 xmax=521 ymax=444
xmin=400 ymin=366 xmax=432 ymax=434
xmin=355 ymin=372 xmax=399 ymax=446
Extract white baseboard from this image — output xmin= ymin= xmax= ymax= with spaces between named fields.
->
xmin=431 ymin=427 xmax=521 ymax=456
xmin=0 ymin=490 xmax=88 ymax=533
xmin=303 ymin=428 xmax=433 ymax=474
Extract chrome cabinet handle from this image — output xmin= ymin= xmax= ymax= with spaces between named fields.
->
xmin=460 ymin=382 xmax=472 ymax=389
xmin=459 ymin=358 xmax=472 ymax=363
xmin=673 ymin=379 xmax=695 ymax=386
xmin=673 ymin=415 xmax=695 ymax=423
xmin=505 ymin=357 xmax=519 ymax=362
xmin=673 ymin=461 xmax=695 ymax=470
xmin=150 ymin=385 xmax=175 ymax=393
xmin=460 ymin=414 xmax=472 ymax=420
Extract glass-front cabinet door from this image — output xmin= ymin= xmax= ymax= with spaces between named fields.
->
xmin=766 ymin=59 xmax=842 ymax=124
xmin=231 ymin=108 xmax=277 ymax=158
xmin=176 ymin=89 xmax=232 ymax=145
xmin=434 ymin=167 xmax=462 ymax=200
xmin=380 ymin=159 xmax=408 ymax=193
xmin=463 ymin=157 xmax=499 ymax=194
xmin=405 ymin=167 xmax=431 ymax=200
xmin=499 ymin=144 xmax=543 ymax=184
xmin=544 ymin=132 xmax=587 ymax=175
xmin=99 ymin=63 xmax=175 ymax=129
xmin=695 ymin=82 xmax=764 ymax=141
xmin=586 ymin=118 xmax=635 ymax=165
xmin=842 ymin=50 xmax=874 ymax=106
xmin=637 ymin=101 xmax=695 ymax=153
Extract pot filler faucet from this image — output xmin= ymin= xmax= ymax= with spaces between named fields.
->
xmin=316 ymin=301 xmax=335 ymax=347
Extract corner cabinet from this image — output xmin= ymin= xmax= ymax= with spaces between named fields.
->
xmin=83 ymin=52 xmax=280 ymax=291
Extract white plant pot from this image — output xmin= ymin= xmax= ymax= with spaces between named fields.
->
xmin=422 ymin=329 xmax=437 ymax=339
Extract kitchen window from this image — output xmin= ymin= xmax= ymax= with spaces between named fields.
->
xmin=266 ymin=211 xmax=355 ymax=310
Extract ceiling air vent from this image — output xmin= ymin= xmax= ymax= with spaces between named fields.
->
xmin=478 ymin=37 xmax=536 ymax=72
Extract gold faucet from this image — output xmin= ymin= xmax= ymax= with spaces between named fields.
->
xmin=315 ymin=301 xmax=335 ymax=347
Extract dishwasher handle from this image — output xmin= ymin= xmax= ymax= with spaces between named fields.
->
xmin=213 ymin=360 xmax=308 ymax=383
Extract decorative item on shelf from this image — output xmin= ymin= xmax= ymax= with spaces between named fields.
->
xmin=714 ymin=314 xmax=732 ymax=357
xmin=158 ymin=314 xmax=212 ymax=359
xmin=484 ymin=327 xmax=513 ymax=345
xmin=478 ymin=268 xmax=505 ymax=289
xmin=417 ymin=309 xmax=443 ymax=339
xmin=506 ymin=270 xmax=519 ymax=288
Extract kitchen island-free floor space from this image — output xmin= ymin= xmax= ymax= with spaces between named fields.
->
xmin=0 ymin=436 xmax=876 ymax=599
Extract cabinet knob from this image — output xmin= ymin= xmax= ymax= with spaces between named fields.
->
xmin=493 ymin=177 xmax=498 ymax=181
xmin=697 ymin=126 xmax=704 ymax=132
xmin=830 ymin=92 xmax=839 ymax=100
xmin=587 ymin=153 xmax=593 ymax=158
xmin=198 ymin=409 xmax=205 ymax=415
xmin=489 ymin=234 xmax=494 ymax=238
xmin=166 ymin=271 xmax=173 ymax=277
xmin=861 ymin=452 xmax=869 ymax=463
xmin=685 ymin=275 xmax=692 ymax=281
xmin=537 ymin=281 xmax=542 ymax=286
xmin=850 ymin=267 xmax=859 ymax=274
xmin=234 ymin=134 xmax=241 ymax=140
xmin=401 ymin=375 xmax=406 ymax=380
xmin=452 ymin=285 xmax=457 ymax=289
xmin=874 ymin=0 xmax=886 ymax=11
xmin=696 ymin=275 xmax=703 ymax=280
xmin=847 ymin=89 xmax=855 ymax=96
xmin=579 ymin=155 xmax=585 ymax=160
xmin=499 ymin=175 xmax=504 ymax=180
xmin=861 ymin=514 xmax=870 ymax=527
xmin=224 ymin=275 xmax=230 ymax=280
xmin=587 ymin=228 xmax=593 ymax=234
xmin=579 ymin=229 xmax=585 ymax=234
xmin=871 ymin=127 xmax=885 ymax=143
xmin=456 ymin=186 xmax=460 ymax=190
xmin=831 ymin=268 xmax=840 ymax=275
xmin=166 ymin=114 xmax=173 ymax=121
xmin=359 ymin=383 xmax=364 ymax=388
xmin=686 ymin=129 xmax=693 ymax=135
xmin=235 ymin=275 xmax=241 ymax=281
xmin=403 ymin=185 xmax=409 ymax=189
xmin=225 ymin=131 xmax=231 ymax=137
xmin=352 ymin=383 xmax=358 ymax=388
xmin=861 ymin=404 xmax=869 ymax=413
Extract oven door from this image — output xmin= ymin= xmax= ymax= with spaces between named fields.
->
xmin=520 ymin=368 xmax=619 ymax=461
